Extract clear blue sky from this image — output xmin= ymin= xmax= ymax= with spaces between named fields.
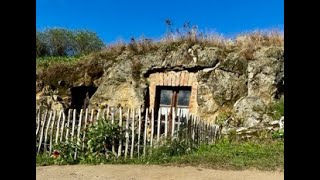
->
xmin=36 ymin=0 xmax=283 ymax=44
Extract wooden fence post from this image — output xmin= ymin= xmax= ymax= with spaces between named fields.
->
xmin=124 ymin=108 xmax=130 ymax=160
xmin=143 ymin=108 xmax=148 ymax=158
xmin=118 ymin=107 xmax=123 ymax=158
xmin=37 ymin=109 xmax=48 ymax=154
xmin=49 ymin=110 xmax=56 ymax=154
xmin=65 ymin=109 xmax=72 ymax=141
xmin=157 ymin=108 xmax=161 ymax=144
xmin=137 ymin=107 xmax=142 ymax=158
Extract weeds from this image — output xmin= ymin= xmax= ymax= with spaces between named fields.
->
xmin=37 ymin=133 xmax=283 ymax=171
xmin=266 ymin=96 xmax=284 ymax=120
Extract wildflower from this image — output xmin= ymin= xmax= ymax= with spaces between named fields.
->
xmin=51 ymin=150 xmax=60 ymax=159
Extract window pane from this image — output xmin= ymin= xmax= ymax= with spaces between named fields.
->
xmin=160 ymin=90 xmax=172 ymax=105
xmin=177 ymin=90 xmax=191 ymax=106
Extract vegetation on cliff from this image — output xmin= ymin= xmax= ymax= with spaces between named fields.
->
xmin=36 ymin=25 xmax=283 ymax=92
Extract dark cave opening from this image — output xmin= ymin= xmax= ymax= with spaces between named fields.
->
xmin=275 ymin=78 xmax=284 ymax=99
xmin=70 ymin=86 xmax=97 ymax=112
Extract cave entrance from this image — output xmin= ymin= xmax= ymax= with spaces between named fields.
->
xmin=70 ymin=86 xmax=97 ymax=112
xmin=154 ymin=86 xmax=191 ymax=135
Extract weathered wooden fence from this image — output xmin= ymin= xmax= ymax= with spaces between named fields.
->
xmin=36 ymin=106 xmax=220 ymax=159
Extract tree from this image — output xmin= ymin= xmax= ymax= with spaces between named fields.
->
xmin=45 ymin=28 xmax=75 ymax=56
xmin=74 ymin=30 xmax=105 ymax=55
xmin=36 ymin=28 xmax=105 ymax=57
xmin=36 ymin=32 xmax=49 ymax=57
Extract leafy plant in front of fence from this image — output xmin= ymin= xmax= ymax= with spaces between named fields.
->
xmin=147 ymin=137 xmax=198 ymax=163
xmin=52 ymin=136 xmax=83 ymax=164
xmin=85 ymin=119 xmax=126 ymax=161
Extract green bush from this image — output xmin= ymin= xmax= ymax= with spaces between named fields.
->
xmin=36 ymin=28 xmax=105 ymax=57
xmin=85 ymin=119 xmax=125 ymax=159
xmin=267 ymin=96 xmax=284 ymax=120
xmin=52 ymin=137 xmax=82 ymax=164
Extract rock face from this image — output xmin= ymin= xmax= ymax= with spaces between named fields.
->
xmin=36 ymin=42 xmax=284 ymax=130
xmin=232 ymin=96 xmax=269 ymax=128
xmin=248 ymin=47 xmax=284 ymax=105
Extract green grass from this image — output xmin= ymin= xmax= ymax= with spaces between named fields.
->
xmin=37 ymin=139 xmax=283 ymax=171
xmin=36 ymin=56 xmax=83 ymax=68
xmin=36 ymin=153 xmax=55 ymax=166
xmin=163 ymin=140 xmax=284 ymax=171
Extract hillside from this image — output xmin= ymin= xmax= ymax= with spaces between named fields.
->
xmin=36 ymin=30 xmax=284 ymax=136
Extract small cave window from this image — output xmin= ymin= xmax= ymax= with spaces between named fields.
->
xmin=275 ymin=78 xmax=284 ymax=99
xmin=154 ymin=86 xmax=192 ymax=135
xmin=156 ymin=86 xmax=192 ymax=109
xmin=70 ymin=86 xmax=97 ymax=112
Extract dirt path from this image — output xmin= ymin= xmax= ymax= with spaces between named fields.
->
xmin=36 ymin=165 xmax=283 ymax=180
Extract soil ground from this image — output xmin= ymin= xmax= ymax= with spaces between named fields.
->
xmin=36 ymin=164 xmax=284 ymax=180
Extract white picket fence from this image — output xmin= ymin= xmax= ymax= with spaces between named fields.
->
xmin=36 ymin=106 xmax=220 ymax=159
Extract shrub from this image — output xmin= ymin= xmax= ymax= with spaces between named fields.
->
xmin=85 ymin=119 xmax=126 ymax=159
xmin=147 ymin=137 xmax=197 ymax=162
xmin=267 ymin=96 xmax=284 ymax=120
xmin=36 ymin=28 xmax=105 ymax=57
xmin=52 ymin=137 xmax=82 ymax=164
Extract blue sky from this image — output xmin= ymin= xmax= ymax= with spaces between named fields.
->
xmin=36 ymin=0 xmax=283 ymax=44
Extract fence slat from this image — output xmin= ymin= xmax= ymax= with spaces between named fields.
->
xmin=111 ymin=107 xmax=116 ymax=155
xmin=177 ymin=108 xmax=181 ymax=133
xmin=65 ymin=109 xmax=72 ymax=141
xmin=111 ymin=107 xmax=114 ymax=123
xmin=96 ymin=109 xmax=101 ymax=122
xmin=55 ymin=110 xmax=63 ymax=143
xmin=44 ymin=110 xmax=53 ymax=154
xmin=150 ymin=107 xmax=154 ymax=149
xmin=125 ymin=108 xmax=130 ymax=160
xmin=210 ymin=124 xmax=213 ymax=144
xmin=60 ymin=111 xmax=66 ymax=142
xmin=74 ymin=109 xmax=83 ymax=159
xmin=130 ymin=108 xmax=135 ymax=159
xmin=82 ymin=108 xmax=89 ymax=150
xmin=187 ymin=114 xmax=191 ymax=145
xmin=118 ymin=107 xmax=123 ymax=158
xmin=36 ymin=109 xmax=41 ymax=136
xmin=198 ymin=117 xmax=200 ymax=144
xmin=71 ymin=109 xmax=77 ymax=141
xmin=191 ymin=116 xmax=195 ymax=142
xmin=157 ymin=107 xmax=161 ymax=143
xmin=171 ymin=107 xmax=175 ymax=137
xmin=137 ymin=107 xmax=142 ymax=158
xmin=212 ymin=125 xmax=215 ymax=143
xmin=214 ymin=125 xmax=219 ymax=143
xmin=90 ymin=109 xmax=94 ymax=122
xmin=102 ymin=108 xmax=106 ymax=120
xmin=143 ymin=108 xmax=148 ymax=158
xmin=49 ymin=110 xmax=56 ymax=154
xmin=164 ymin=109 xmax=168 ymax=138
xmin=200 ymin=119 xmax=203 ymax=143
xmin=106 ymin=106 xmax=110 ymax=120
xmin=37 ymin=109 xmax=48 ymax=154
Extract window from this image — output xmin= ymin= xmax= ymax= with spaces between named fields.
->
xmin=177 ymin=90 xmax=191 ymax=107
xmin=154 ymin=86 xmax=192 ymax=135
